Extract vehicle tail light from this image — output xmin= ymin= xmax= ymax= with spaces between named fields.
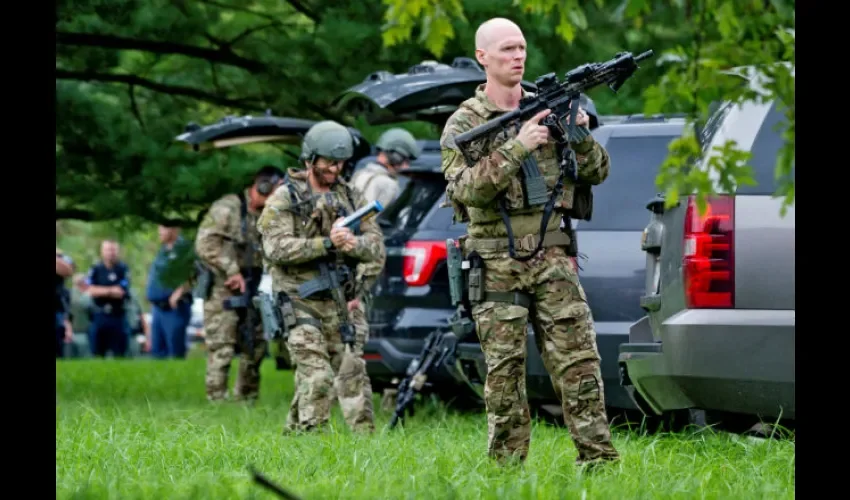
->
xmin=683 ymin=195 xmax=734 ymax=308
xmin=402 ymin=240 xmax=447 ymax=287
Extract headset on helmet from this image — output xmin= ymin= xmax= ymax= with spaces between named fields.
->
xmin=375 ymin=128 xmax=421 ymax=167
xmin=254 ymin=165 xmax=285 ymax=196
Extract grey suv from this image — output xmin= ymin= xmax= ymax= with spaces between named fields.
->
xmin=618 ymin=68 xmax=795 ymax=432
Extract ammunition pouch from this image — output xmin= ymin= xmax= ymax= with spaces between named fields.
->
xmin=520 ymin=156 xmax=549 ymax=208
xmin=464 ymin=254 xmax=534 ymax=309
xmin=568 ymin=183 xmax=594 ymax=221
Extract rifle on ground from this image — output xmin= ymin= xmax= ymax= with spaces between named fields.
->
xmin=248 ymin=466 xmax=303 ymax=500
xmin=388 ymin=328 xmax=459 ymax=429
xmin=452 ymin=50 xmax=655 ymax=261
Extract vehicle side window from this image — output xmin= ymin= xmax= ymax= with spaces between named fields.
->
xmin=579 ymin=134 xmax=678 ymax=231
xmin=736 ymin=101 xmax=792 ymax=195
xmin=378 ymin=178 xmax=445 ymax=230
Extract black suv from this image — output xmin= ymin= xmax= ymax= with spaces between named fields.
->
xmin=333 ymin=59 xmax=687 ymax=416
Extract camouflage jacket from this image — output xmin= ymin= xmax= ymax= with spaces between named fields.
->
xmin=440 ymin=84 xmax=611 ymax=239
xmin=194 ymin=188 xmax=263 ymax=281
xmin=256 ymin=170 xmax=386 ymax=299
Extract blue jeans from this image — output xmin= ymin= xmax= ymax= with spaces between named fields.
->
xmin=89 ymin=313 xmax=129 ymax=358
xmin=150 ymin=305 xmax=191 ymax=359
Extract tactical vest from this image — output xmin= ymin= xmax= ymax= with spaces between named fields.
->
xmin=445 ymin=95 xmax=576 ymax=227
xmin=281 ymin=177 xmax=359 ymax=237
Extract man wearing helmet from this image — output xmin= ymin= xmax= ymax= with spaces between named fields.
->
xmin=257 ymin=120 xmax=386 ymax=434
xmin=195 ymin=165 xmax=285 ymax=403
xmin=350 ymin=128 xmax=421 ymax=208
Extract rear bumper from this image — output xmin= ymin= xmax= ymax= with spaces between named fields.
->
xmin=451 ymin=326 xmax=636 ymax=410
xmin=619 ymin=309 xmax=795 ymax=420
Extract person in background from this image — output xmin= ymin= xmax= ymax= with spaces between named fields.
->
xmin=146 ymin=225 xmax=193 ymax=359
xmin=67 ymin=273 xmax=93 ymax=357
xmin=349 ymin=128 xmax=421 ymax=209
xmin=56 ymin=249 xmax=75 ymax=358
xmin=85 ymin=240 xmax=131 ymax=358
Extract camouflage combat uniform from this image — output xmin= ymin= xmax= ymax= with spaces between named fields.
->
xmin=441 ymin=85 xmax=620 ymax=465
xmin=256 ymin=170 xmax=386 ymax=433
xmin=195 ymin=188 xmax=267 ymax=402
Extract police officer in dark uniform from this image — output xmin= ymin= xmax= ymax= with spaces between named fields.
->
xmin=56 ymin=248 xmax=75 ymax=358
xmin=85 ymin=240 xmax=131 ymax=357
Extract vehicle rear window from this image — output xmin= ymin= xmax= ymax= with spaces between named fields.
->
xmin=378 ymin=176 xmax=446 ymax=230
xmin=579 ymin=134 xmax=678 ymax=231
xmin=736 ymin=101 xmax=792 ymax=195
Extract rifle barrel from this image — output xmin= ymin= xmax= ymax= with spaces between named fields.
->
xmin=635 ymin=50 xmax=654 ymax=62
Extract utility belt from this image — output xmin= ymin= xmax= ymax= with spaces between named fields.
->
xmin=253 ymin=291 xmax=323 ymax=342
xmin=92 ymin=303 xmax=125 ymax=317
xmin=446 ymin=223 xmax=579 ymax=331
xmin=463 ymin=229 xmax=572 ymax=255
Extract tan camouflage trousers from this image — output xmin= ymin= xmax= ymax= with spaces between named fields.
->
xmin=203 ymin=285 xmax=267 ymax=402
xmin=284 ymin=297 xmax=374 ymax=433
xmin=470 ymin=245 xmax=619 ymax=465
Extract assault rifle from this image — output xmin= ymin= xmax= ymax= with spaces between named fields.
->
xmin=388 ymin=328 xmax=459 ymax=429
xmin=222 ymin=268 xmax=263 ymax=355
xmin=454 ymin=50 xmax=655 ymax=166
xmin=452 ymin=50 xmax=654 ymax=261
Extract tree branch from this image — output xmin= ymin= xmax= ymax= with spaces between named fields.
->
xmin=56 ymin=207 xmax=196 ymax=228
xmin=56 ymin=31 xmax=267 ymax=72
xmin=199 ymin=0 xmax=279 ymax=22
xmin=56 ymin=69 xmax=267 ymax=112
xmin=229 ymin=22 xmax=281 ymax=46
xmin=128 ymin=84 xmax=146 ymax=131
xmin=286 ymin=0 xmax=320 ymax=22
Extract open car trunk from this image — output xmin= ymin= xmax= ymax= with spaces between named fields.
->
xmin=333 ymin=58 xmax=538 ymax=128
xmin=175 ymin=114 xmax=372 ymax=164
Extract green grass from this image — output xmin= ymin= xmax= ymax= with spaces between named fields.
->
xmin=56 ymin=357 xmax=795 ymax=499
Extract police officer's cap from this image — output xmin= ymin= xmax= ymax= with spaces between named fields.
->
xmin=300 ymin=120 xmax=354 ymax=162
xmin=376 ymin=128 xmax=421 ymax=161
